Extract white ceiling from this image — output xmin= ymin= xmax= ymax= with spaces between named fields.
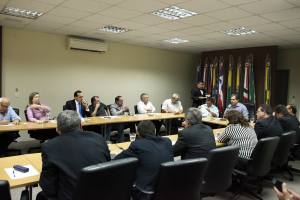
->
xmin=0 ymin=0 xmax=300 ymax=53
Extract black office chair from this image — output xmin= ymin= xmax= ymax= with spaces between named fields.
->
xmin=0 ymin=180 xmax=11 ymax=200
xmin=243 ymin=103 xmax=255 ymax=121
xmin=201 ymin=146 xmax=240 ymax=197
xmin=234 ymin=137 xmax=280 ymax=200
xmin=73 ymin=158 xmax=138 ymax=200
xmin=62 ymin=105 xmax=67 ymax=111
xmin=272 ymin=131 xmax=296 ymax=180
xmin=152 ymin=158 xmax=208 ymax=200
xmin=134 ymin=105 xmax=138 ymax=114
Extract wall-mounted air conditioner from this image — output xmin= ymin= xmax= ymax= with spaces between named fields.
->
xmin=67 ymin=36 xmax=108 ymax=53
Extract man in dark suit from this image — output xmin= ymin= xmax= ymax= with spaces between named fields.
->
xmin=255 ymin=104 xmax=283 ymax=140
xmin=115 ymin=121 xmax=173 ymax=200
xmin=173 ymin=108 xmax=216 ymax=159
xmin=64 ymin=90 xmax=90 ymax=118
xmin=191 ymin=81 xmax=207 ymax=107
xmin=37 ymin=110 xmax=111 ymax=200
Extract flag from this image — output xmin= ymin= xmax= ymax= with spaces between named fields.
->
xmin=212 ymin=56 xmax=219 ymax=99
xmin=218 ymin=57 xmax=224 ymax=114
xmin=243 ymin=58 xmax=250 ymax=102
xmin=207 ymin=62 xmax=214 ymax=94
xmin=202 ymin=58 xmax=208 ymax=83
xmin=264 ymin=55 xmax=271 ymax=104
xmin=236 ymin=57 xmax=242 ymax=100
xmin=248 ymin=55 xmax=256 ymax=104
xmin=227 ymin=55 xmax=234 ymax=106
xmin=196 ymin=62 xmax=201 ymax=83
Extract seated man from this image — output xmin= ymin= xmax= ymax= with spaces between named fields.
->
xmin=224 ymin=94 xmax=249 ymax=121
xmin=173 ymin=108 xmax=216 ymax=159
xmin=64 ymin=90 xmax=90 ymax=118
xmin=255 ymin=104 xmax=283 ymax=140
xmin=275 ymin=105 xmax=299 ymax=132
xmin=37 ymin=110 xmax=110 ymax=200
xmin=199 ymin=97 xmax=219 ymax=118
xmin=0 ymin=97 xmax=21 ymax=155
xmin=110 ymin=96 xmax=136 ymax=142
xmin=162 ymin=93 xmax=183 ymax=134
xmin=115 ymin=121 xmax=173 ymax=200
xmin=137 ymin=93 xmax=161 ymax=134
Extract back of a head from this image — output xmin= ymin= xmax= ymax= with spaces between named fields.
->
xmin=186 ymin=108 xmax=202 ymax=125
xmin=259 ymin=104 xmax=272 ymax=116
xmin=274 ymin=104 xmax=289 ymax=116
xmin=225 ymin=110 xmax=249 ymax=127
xmin=288 ymin=104 xmax=297 ymax=115
xmin=57 ymin=110 xmax=81 ymax=134
xmin=137 ymin=120 xmax=155 ymax=137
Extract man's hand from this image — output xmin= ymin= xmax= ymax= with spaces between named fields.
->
xmin=12 ymin=120 xmax=20 ymax=125
xmin=274 ymin=183 xmax=300 ymax=200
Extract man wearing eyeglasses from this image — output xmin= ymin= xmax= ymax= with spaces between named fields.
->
xmin=0 ymin=97 xmax=21 ymax=155
xmin=224 ymin=94 xmax=249 ymax=120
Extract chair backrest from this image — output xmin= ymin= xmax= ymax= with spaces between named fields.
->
xmin=272 ymin=131 xmax=296 ymax=167
xmin=248 ymin=136 xmax=280 ymax=177
xmin=243 ymin=103 xmax=255 ymax=120
xmin=62 ymin=105 xmax=67 ymax=111
xmin=72 ymin=158 xmax=138 ymax=200
xmin=24 ymin=109 xmax=29 ymax=121
xmin=134 ymin=105 xmax=138 ymax=114
xmin=201 ymin=146 xmax=240 ymax=194
xmin=12 ymin=108 xmax=19 ymax=116
xmin=152 ymin=158 xmax=208 ymax=200
xmin=0 ymin=180 xmax=11 ymax=200
xmin=106 ymin=104 xmax=112 ymax=116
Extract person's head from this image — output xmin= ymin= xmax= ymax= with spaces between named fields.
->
xmin=91 ymin=96 xmax=100 ymax=106
xmin=74 ymin=90 xmax=83 ymax=103
xmin=196 ymin=81 xmax=205 ymax=89
xmin=225 ymin=110 xmax=249 ymax=127
xmin=274 ymin=104 xmax=289 ymax=118
xmin=230 ymin=94 xmax=239 ymax=106
xmin=171 ymin=93 xmax=180 ymax=104
xmin=185 ymin=108 xmax=202 ymax=126
xmin=286 ymin=104 xmax=297 ymax=116
xmin=115 ymin=96 xmax=123 ymax=106
xmin=56 ymin=110 xmax=81 ymax=134
xmin=256 ymin=104 xmax=272 ymax=120
xmin=140 ymin=93 xmax=149 ymax=104
xmin=0 ymin=97 xmax=10 ymax=113
xmin=137 ymin=120 xmax=155 ymax=138
xmin=29 ymin=92 xmax=40 ymax=105
xmin=206 ymin=97 xmax=215 ymax=107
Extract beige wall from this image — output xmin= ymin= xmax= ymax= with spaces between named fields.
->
xmin=277 ymin=48 xmax=300 ymax=119
xmin=2 ymin=27 xmax=197 ymax=119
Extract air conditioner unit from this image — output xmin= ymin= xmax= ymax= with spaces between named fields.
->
xmin=67 ymin=36 xmax=108 ymax=53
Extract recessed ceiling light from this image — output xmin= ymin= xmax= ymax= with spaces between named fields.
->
xmin=152 ymin=6 xmax=197 ymax=20
xmin=0 ymin=6 xmax=44 ymax=19
xmin=98 ymin=25 xmax=130 ymax=33
xmin=164 ymin=37 xmax=189 ymax=44
xmin=224 ymin=27 xmax=256 ymax=36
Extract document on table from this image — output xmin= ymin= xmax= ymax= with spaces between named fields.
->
xmin=5 ymin=165 xmax=39 ymax=180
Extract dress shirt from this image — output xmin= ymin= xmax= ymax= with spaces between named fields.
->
xmin=0 ymin=106 xmax=21 ymax=121
xmin=199 ymin=104 xmax=219 ymax=117
xmin=75 ymin=100 xmax=82 ymax=117
xmin=137 ymin=101 xmax=156 ymax=114
xmin=162 ymin=99 xmax=183 ymax=113
xmin=110 ymin=103 xmax=126 ymax=116
xmin=224 ymin=103 xmax=249 ymax=120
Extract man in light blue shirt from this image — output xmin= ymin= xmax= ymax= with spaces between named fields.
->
xmin=0 ymin=97 xmax=21 ymax=155
xmin=199 ymin=97 xmax=219 ymax=118
xmin=224 ymin=94 xmax=249 ymax=120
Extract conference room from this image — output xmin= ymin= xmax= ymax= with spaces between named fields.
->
xmin=0 ymin=0 xmax=300 ymax=200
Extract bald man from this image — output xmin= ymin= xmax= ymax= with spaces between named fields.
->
xmin=0 ymin=97 xmax=21 ymax=155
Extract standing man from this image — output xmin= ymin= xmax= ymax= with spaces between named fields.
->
xmin=224 ymin=94 xmax=249 ymax=121
xmin=64 ymin=90 xmax=90 ymax=118
xmin=0 ymin=97 xmax=21 ymax=155
xmin=191 ymin=81 xmax=207 ymax=107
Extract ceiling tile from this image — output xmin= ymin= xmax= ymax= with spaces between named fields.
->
xmin=201 ymin=22 xmax=234 ymax=31
xmin=180 ymin=14 xmax=220 ymax=26
xmin=32 ymin=14 xmax=76 ymax=25
xmin=229 ymin=16 xmax=271 ymax=26
xmin=176 ymin=26 xmax=214 ymax=36
xmin=92 ymin=0 xmax=126 ymax=5
xmin=112 ymin=20 xmax=147 ymax=29
xmin=83 ymin=14 xmax=121 ymax=24
xmin=261 ymin=8 xmax=300 ymax=22
xmin=153 ymin=21 xmax=192 ymax=31
xmin=68 ymin=20 xmax=101 ymax=29
xmin=118 ymin=0 xmax=167 ymax=12
xmin=130 ymin=14 xmax=169 ymax=25
xmin=158 ymin=0 xmax=192 ymax=4
xmin=238 ymin=0 xmax=295 ymax=14
xmin=99 ymin=6 xmax=142 ymax=20
xmin=138 ymin=26 xmax=168 ymax=34
xmin=177 ymin=0 xmax=230 ymax=13
xmin=7 ymin=0 xmax=56 ymax=12
xmin=279 ymin=18 xmax=300 ymax=28
xmin=61 ymin=0 xmax=111 ymax=13
xmin=286 ymin=0 xmax=300 ymax=6
xmin=251 ymin=23 xmax=286 ymax=32
xmin=35 ymin=0 xmax=66 ymax=6
xmin=219 ymin=0 xmax=259 ymax=6
xmin=205 ymin=7 xmax=251 ymax=21
xmin=48 ymin=6 xmax=92 ymax=19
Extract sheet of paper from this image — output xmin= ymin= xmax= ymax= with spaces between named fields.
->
xmin=5 ymin=165 xmax=39 ymax=180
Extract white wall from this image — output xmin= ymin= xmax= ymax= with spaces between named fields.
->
xmin=2 ymin=27 xmax=198 ymax=119
xmin=277 ymin=48 xmax=300 ymax=119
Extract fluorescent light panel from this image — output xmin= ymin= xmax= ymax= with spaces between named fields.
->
xmin=164 ymin=37 xmax=189 ymax=44
xmin=0 ymin=6 xmax=43 ymax=19
xmin=152 ymin=6 xmax=197 ymax=20
xmin=224 ymin=27 xmax=256 ymax=36
xmin=99 ymin=25 xmax=129 ymax=33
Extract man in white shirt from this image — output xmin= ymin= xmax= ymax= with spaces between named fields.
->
xmin=137 ymin=93 xmax=161 ymax=134
xmin=162 ymin=93 xmax=183 ymax=134
xmin=199 ymin=97 xmax=219 ymax=118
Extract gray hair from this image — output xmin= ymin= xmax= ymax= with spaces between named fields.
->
xmin=185 ymin=108 xmax=202 ymax=125
xmin=172 ymin=93 xmax=180 ymax=99
xmin=57 ymin=110 xmax=81 ymax=134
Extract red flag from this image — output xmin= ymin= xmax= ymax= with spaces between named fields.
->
xmin=243 ymin=59 xmax=250 ymax=102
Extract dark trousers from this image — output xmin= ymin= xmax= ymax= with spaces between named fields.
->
xmin=112 ymin=122 xmax=136 ymax=143
xmin=84 ymin=125 xmax=111 ymax=141
xmin=132 ymin=187 xmax=153 ymax=200
xmin=0 ymin=132 xmax=20 ymax=156
xmin=36 ymin=191 xmax=48 ymax=200
xmin=28 ymin=129 xmax=58 ymax=141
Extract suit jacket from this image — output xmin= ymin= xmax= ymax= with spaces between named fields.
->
xmin=255 ymin=116 xmax=284 ymax=140
xmin=191 ymin=87 xmax=207 ymax=107
xmin=64 ymin=99 xmax=90 ymax=117
xmin=39 ymin=130 xmax=111 ymax=200
xmin=278 ymin=115 xmax=299 ymax=132
xmin=173 ymin=123 xmax=216 ymax=159
xmin=115 ymin=135 xmax=173 ymax=193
